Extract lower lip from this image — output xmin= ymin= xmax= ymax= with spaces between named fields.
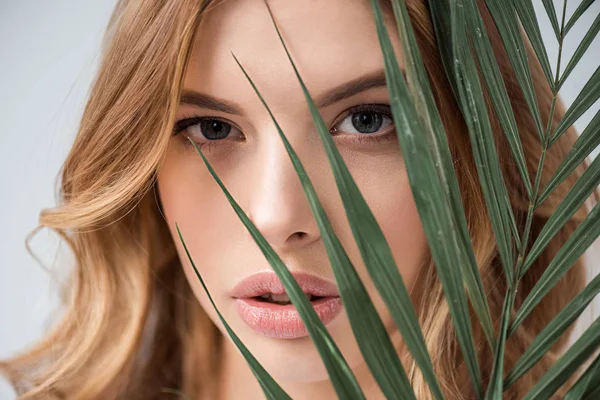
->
xmin=234 ymin=296 xmax=343 ymax=339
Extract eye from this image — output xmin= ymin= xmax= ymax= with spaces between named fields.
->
xmin=331 ymin=104 xmax=394 ymax=136
xmin=173 ymin=116 xmax=243 ymax=147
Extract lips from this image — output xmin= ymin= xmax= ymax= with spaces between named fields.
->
xmin=230 ymin=271 xmax=343 ymax=339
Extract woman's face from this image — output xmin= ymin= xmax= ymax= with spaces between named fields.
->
xmin=157 ymin=0 xmax=428 ymax=385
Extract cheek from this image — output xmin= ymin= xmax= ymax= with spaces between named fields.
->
xmin=348 ymin=155 xmax=428 ymax=288
xmin=378 ymin=175 xmax=427 ymax=285
xmin=156 ymin=147 xmax=240 ymax=315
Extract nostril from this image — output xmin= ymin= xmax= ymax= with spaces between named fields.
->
xmin=293 ymin=232 xmax=307 ymax=240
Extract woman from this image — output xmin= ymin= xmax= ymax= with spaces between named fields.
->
xmin=1 ymin=0 xmax=595 ymax=399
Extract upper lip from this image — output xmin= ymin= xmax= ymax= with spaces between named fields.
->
xmin=230 ymin=271 xmax=340 ymax=298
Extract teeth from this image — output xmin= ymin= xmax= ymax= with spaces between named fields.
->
xmin=258 ymin=293 xmax=314 ymax=303
xmin=270 ymin=293 xmax=290 ymax=302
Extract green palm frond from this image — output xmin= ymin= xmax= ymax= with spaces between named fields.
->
xmin=176 ymin=224 xmax=292 ymax=399
xmin=538 ymin=110 xmax=600 ymax=205
xmin=563 ymin=350 xmax=600 ymax=400
xmin=557 ymin=12 xmax=599 ymax=91
xmin=483 ymin=0 xmax=546 ymax=143
xmin=388 ymin=0 xmax=496 ymax=354
xmin=175 ymin=0 xmax=600 ymax=398
xmin=514 ymin=0 xmax=555 ymax=93
xmin=552 ymin=67 xmax=600 ymax=144
xmin=505 ymin=273 xmax=600 ymax=387
xmin=522 ymin=316 xmax=600 ymax=400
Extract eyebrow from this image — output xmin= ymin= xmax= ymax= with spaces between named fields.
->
xmin=179 ymin=69 xmax=398 ymax=115
xmin=179 ymin=90 xmax=245 ymax=116
xmin=315 ymin=69 xmax=390 ymax=108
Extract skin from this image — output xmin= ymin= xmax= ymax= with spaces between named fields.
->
xmin=156 ymin=0 xmax=429 ymax=398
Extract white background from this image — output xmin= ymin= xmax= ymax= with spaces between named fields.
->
xmin=1 ymin=1 xmax=599 ymax=398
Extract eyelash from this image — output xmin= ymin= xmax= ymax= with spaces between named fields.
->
xmin=172 ymin=104 xmax=396 ymax=152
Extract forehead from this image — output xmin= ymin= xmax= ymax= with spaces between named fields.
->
xmin=184 ymin=0 xmax=402 ymax=110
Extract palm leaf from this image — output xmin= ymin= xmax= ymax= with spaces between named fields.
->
xmin=511 ymin=201 xmax=600 ymax=333
xmin=374 ymin=0 xmax=495 ymax=395
xmin=258 ymin=3 xmax=424 ymax=397
xmin=541 ymin=0 xmax=561 ymax=41
xmin=427 ymin=0 xmax=455 ymax=95
xmin=388 ymin=0 xmax=499 ymax=359
xmin=581 ymin=352 xmax=600 ymax=400
xmin=452 ymin=0 xmax=520 ymax=285
xmin=183 ymin=141 xmax=367 ymax=398
xmin=521 ymin=156 xmax=600 ymax=279
xmin=467 ymin=0 xmax=534 ymax=200
xmin=175 ymin=224 xmax=291 ymax=400
xmin=538 ymin=109 xmax=600 ymax=206
xmin=392 ymin=0 xmax=499 ymax=382
xmin=563 ymin=351 xmax=600 ymax=400
xmin=506 ymin=273 xmax=600 ymax=386
xmin=551 ymin=66 xmax=600 ymax=145
xmin=522 ymin=316 xmax=600 ymax=400
xmin=557 ymin=12 xmax=600 ymax=92
xmin=513 ymin=0 xmax=555 ymax=93
xmin=174 ymin=1 xmax=600 ymax=398
xmin=233 ymin=54 xmax=413 ymax=399
xmin=564 ymin=0 xmax=595 ymax=35
xmin=390 ymin=0 xmax=496 ymax=353
xmin=444 ymin=1 xmax=530 ymax=396
xmin=584 ymin=379 xmax=600 ymax=400
xmin=483 ymin=0 xmax=545 ymax=142
xmin=484 ymin=290 xmax=515 ymax=400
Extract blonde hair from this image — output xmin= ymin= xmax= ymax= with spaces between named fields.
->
xmin=1 ymin=0 xmax=597 ymax=399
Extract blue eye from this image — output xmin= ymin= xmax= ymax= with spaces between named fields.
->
xmin=173 ymin=116 xmax=243 ymax=149
xmin=331 ymin=104 xmax=394 ymax=136
xmin=173 ymin=103 xmax=397 ymax=152
xmin=196 ymin=119 xmax=231 ymax=139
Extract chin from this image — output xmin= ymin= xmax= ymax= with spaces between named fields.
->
xmin=230 ymin=314 xmax=364 ymax=383
xmin=253 ymin=335 xmax=333 ymax=382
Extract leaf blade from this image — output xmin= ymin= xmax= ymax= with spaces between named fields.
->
xmin=176 ymin=224 xmax=291 ymax=400
xmin=393 ymin=0 xmax=496 ymax=357
xmin=261 ymin=3 xmax=420 ymax=397
xmin=511 ymin=202 xmax=600 ymax=334
xmin=484 ymin=290 xmax=515 ymax=400
xmin=451 ymin=0 xmax=518 ymax=288
xmin=551 ymin=66 xmax=600 ymax=145
xmin=467 ymin=0 xmax=534 ymax=200
xmin=506 ymin=273 xmax=600 ymax=385
xmin=538 ymin=109 xmax=600 ymax=206
xmin=185 ymin=141 xmax=366 ymax=399
xmin=565 ymin=0 xmax=595 ymax=35
xmin=513 ymin=0 xmax=555 ymax=93
xmin=484 ymin=0 xmax=546 ymax=142
xmin=542 ymin=0 xmax=562 ymax=41
xmin=558 ymin=12 xmax=600 ymax=92
xmin=234 ymin=54 xmax=408 ymax=399
xmin=378 ymin=0 xmax=488 ymax=395
xmin=564 ymin=351 xmax=600 ymax=400
xmin=523 ymin=316 xmax=600 ymax=400
xmin=521 ymin=155 xmax=600 ymax=278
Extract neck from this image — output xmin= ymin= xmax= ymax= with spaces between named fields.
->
xmin=216 ymin=330 xmax=408 ymax=400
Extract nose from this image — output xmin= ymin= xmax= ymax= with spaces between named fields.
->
xmin=247 ymin=130 xmax=321 ymax=253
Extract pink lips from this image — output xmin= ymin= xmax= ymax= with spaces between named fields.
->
xmin=230 ymin=271 xmax=343 ymax=339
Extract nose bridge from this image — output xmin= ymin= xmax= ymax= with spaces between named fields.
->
xmin=247 ymin=126 xmax=321 ymax=252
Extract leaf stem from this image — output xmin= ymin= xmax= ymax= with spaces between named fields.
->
xmin=515 ymin=0 xmax=567 ymax=278
xmin=508 ymin=0 xmax=568 ymax=342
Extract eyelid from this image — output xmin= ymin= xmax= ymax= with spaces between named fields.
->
xmin=330 ymin=104 xmax=393 ymax=133
xmin=172 ymin=114 xmax=243 ymax=136
xmin=173 ymin=104 xmax=395 ymax=146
